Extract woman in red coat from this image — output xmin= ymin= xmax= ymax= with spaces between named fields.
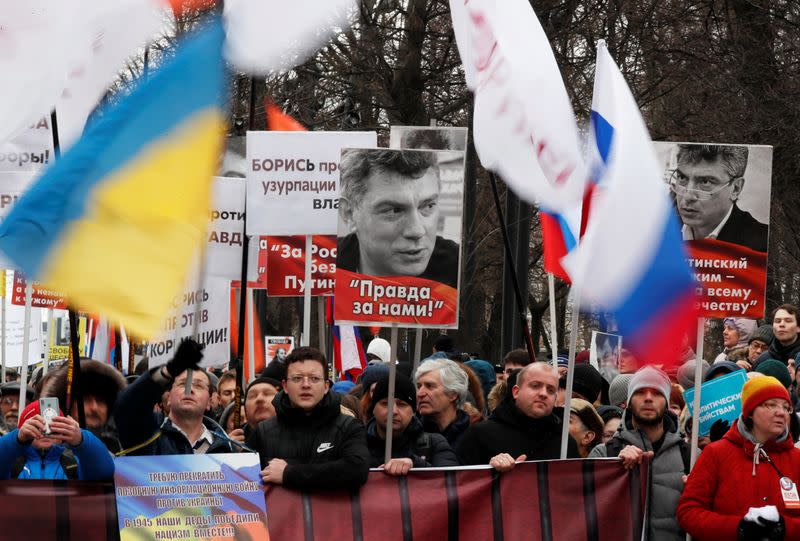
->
xmin=678 ymin=376 xmax=800 ymax=540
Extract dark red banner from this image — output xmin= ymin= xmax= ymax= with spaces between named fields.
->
xmin=0 ymin=460 xmax=647 ymax=541
xmin=266 ymin=235 xmax=336 ymax=296
xmin=11 ymin=272 xmax=68 ymax=309
xmin=688 ymin=238 xmax=767 ymax=319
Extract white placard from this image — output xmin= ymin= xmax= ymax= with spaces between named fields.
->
xmin=245 ymin=131 xmax=377 ymax=235
xmin=206 ymin=176 xmax=246 ymax=280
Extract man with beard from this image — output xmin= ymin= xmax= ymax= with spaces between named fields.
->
xmin=590 ymin=366 xmax=689 ymax=541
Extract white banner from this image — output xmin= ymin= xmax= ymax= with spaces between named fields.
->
xmin=245 ymin=131 xmax=377 ymax=235
xmin=206 ymin=176 xmax=246 ymax=280
xmin=146 ymin=277 xmax=231 ymax=369
xmin=1 ymin=273 xmax=44 ymax=368
xmin=0 ymin=120 xmax=54 ymax=172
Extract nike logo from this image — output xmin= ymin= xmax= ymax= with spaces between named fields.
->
xmin=316 ymin=442 xmax=334 ymax=453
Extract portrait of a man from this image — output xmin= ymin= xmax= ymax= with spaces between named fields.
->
xmin=669 ymin=144 xmax=768 ymax=252
xmin=337 ymin=148 xmax=460 ymax=289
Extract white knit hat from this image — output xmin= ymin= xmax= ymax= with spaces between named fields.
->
xmin=366 ymin=337 xmax=391 ymax=363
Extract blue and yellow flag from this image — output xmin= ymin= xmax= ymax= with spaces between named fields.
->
xmin=0 ymin=17 xmax=227 ymax=338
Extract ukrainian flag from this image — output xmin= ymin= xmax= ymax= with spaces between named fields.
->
xmin=0 ymin=17 xmax=227 ymax=339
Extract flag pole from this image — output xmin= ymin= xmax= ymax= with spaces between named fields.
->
xmin=44 ymin=307 xmax=54 ymax=375
xmin=488 ymin=173 xmax=535 ymax=362
xmin=559 ymin=288 xmax=582 ymax=459
xmin=690 ymin=317 xmax=705 ymax=467
xmin=246 ymin=288 xmax=255 ymax=384
xmin=384 ymin=324 xmax=399 ymax=465
xmin=1 ymin=276 xmax=6 ymax=384
xmin=301 ymin=235 xmax=312 ymax=346
xmin=413 ymin=329 xmax=423 ymax=374
xmin=548 ymin=272 xmax=559 ymax=372
xmin=18 ymin=282 xmax=33 ymax=413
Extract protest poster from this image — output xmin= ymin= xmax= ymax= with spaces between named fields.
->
xmin=334 ymin=148 xmax=465 ymax=328
xmin=2 ymin=271 xmax=43 ymax=367
xmin=114 ymin=453 xmax=269 ymax=541
xmin=146 ymin=277 xmax=231 ymax=368
xmin=10 ymin=271 xmax=68 ymax=310
xmin=266 ymin=235 xmax=336 ymax=296
xmin=206 ymin=176 xmax=246 ymax=280
xmin=265 ymin=336 xmax=294 ymax=365
xmin=245 ymin=131 xmax=377 ymax=236
xmin=590 ymin=331 xmax=622 ymax=382
xmin=655 ymin=142 xmax=773 ymax=319
xmin=0 ymin=117 xmax=54 ymax=172
xmin=684 ymin=369 xmax=748 ymax=436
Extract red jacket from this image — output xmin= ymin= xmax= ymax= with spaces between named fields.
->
xmin=677 ymin=420 xmax=800 ymax=540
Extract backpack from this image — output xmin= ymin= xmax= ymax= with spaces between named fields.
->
xmin=11 ymin=448 xmax=79 ymax=480
xmin=604 ymin=436 xmax=691 ymax=475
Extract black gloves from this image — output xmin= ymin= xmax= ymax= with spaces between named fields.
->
xmin=164 ymin=339 xmax=204 ymax=379
xmin=709 ymin=419 xmax=730 ymax=442
xmin=738 ymin=514 xmax=785 ymax=541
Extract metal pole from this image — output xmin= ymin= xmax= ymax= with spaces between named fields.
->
xmin=559 ymin=288 xmax=582 ymax=459
xmin=383 ymin=325 xmax=399 ymax=465
xmin=1 ymin=278 xmax=7 ymax=384
xmin=18 ymin=283 xmax=33 ymax=413
xmin=44 ymin=308 xmax=54 ymax=375
xmin=302 ymin=235 xmax=312 ymax=346
xmin=690 ymin=318 xmax=705 ymax=467
xmin=246 ymin=289 xmax=255 ymax=384
xmin=488 ymin=173 xmax=535 ymax=362
xmin=548 ymin=273 xmax=558 ymax=371
xmin=413 ymin=329 xmax=423 ymax=374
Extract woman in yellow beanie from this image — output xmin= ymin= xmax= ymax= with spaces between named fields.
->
xmin=677 ymin=376 xmax=800 ymax=540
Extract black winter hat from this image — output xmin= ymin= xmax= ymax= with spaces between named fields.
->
xmin=572 ymin=364 xmax=604 ymax=404
xmin=369 ymin=373 xmax=417 ymax=415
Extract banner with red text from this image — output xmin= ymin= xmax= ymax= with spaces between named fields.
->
xmin=655 ymin=142 xmax=772 ymax=319
xmin=11 ymin=271 xmax=68 ymax=310
xmin=246 ymin=131 xmax=377 ymax=236
xmin=266 ymin=235 xmax=336 ymax=296
xmin=334 ymin=148 xmax=464 ymax=328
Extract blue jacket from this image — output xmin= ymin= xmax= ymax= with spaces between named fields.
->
xmin=0 ymin=429 xmax=114 ymax=480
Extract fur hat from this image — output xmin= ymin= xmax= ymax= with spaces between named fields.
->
xmin=40 ymin=359 xmax=127 ymax=415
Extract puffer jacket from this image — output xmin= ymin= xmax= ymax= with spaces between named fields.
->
xmin=246 ymin=391 xmax=369 ymax=491
xmin=365 ymin=416 xmax=459 ymax=468
xmin=677 ymin=418 xmax=800 ymax=540
xmin=590 ymin=409 xmax=687 ymax=541
xmin=0 ymin=428 xmax=114 ymax=480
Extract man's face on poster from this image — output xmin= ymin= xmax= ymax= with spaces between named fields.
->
xmin=345 ymin=166 xmax=440 ymax=277
xmin=672 ymin=157 xmax=744 ymax=237
xmin=276 ymin=347 xmax=287 ymax=362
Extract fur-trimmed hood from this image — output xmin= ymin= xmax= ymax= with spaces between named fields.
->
xmin=40 ymin=359 xmax=127 ymax=414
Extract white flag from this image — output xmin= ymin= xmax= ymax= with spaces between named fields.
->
xmin=449 ymin=0 xmax=587 ymax=212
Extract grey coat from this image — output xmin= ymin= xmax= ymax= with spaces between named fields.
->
xmin=590 ymin=410 xmax=687 ymax=541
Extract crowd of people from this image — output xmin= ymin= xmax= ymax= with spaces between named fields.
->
xmin=0 ymin=306 xmax=798 ymax=539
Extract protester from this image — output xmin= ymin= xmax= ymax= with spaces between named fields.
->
xmin=669 ymin=384 xmax=686 ymax=418
xmin=678 ymin=376 xmax=800 ymax=540
xmin=704 ymin=360 xmax=742 ymax=382
xmin=590 ymin=366 xmax=689 ymax=540
xmin=0 ymin=401 xmax=114 ymax=480
xmin=487 ymin=379 xmax=507 ymax=414
xmin=366 ymin=337 xmax=392 ymax=364
xmin=40 ymin=358 xmax=127 ymax=452
xmin=713 ymin=318 xmax=757 ymax=363
xmin=365 ymin=374 xmax=458 ymax=473
xmin=677 ymin=358 xmax=710 ymax=390
xmin=464 ymin=359 xmax=496 ymax=407
xmin=498 ymin=348 xmax=532 ymax=383
xmin=608 ymin=373 xmax=633 ymax=409
xmin=559 ymin=363 xmax=604 ymax=407
xmin=754 ymin=305 xmax=800 ymax=368
xmin=115 ymin=340 xmax=234 ymax=455
xmin=0 ymin=382 xmax=34 ymax=432
xmin=569 ymin=399 xmax=604 ymax=458
xmin=415 ymin=358 xmax=472 ymax=450
xmin=217 ymin=369 xmax=237 ymax=408
xmin=459 ymin=362 xmax=578 ymax=468
xmin=617 ymin=349 xmax=640 ymax=374
xmin=598 ymin=405 xmax=623 ymax=444
xmin=733 ymin=324 xmax=774 ymax=371
xmin=242 ymin=376 xmax=281 ymax=434
xmin=247 ymin=347 xmax=369 ymax=490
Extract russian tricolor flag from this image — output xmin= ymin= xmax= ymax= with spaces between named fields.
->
xmin=563 ymin=41 xmax=696 ymax=364
xmin=327 ymin=298 xmax=367 ymax=381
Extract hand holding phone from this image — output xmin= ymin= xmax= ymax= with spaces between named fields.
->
xmin=39 ymin=398 xmax=59 ymax=436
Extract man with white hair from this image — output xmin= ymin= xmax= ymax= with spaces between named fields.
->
xmin=415 ymin=358 xmax=471 ymax=450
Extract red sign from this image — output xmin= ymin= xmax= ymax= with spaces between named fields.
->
xmin=11 ymin=272 xmax=68 ymax=309
xmin=266 ymin=235 xmax=336 ymax=296
xmin=688 ymin=239 xmax=767 ymax=319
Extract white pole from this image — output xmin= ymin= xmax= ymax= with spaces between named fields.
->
xmin=302 ymin=235 xmax=312 ymax=346
xmin=18 ymin=283 xmax=33 ymax=413
xmin=1 ymin=288 xmax=6 ymax=384
xmin=690 ymin=317 xmax=705 ymax=467
xmin=44 ymin=308 xmax=54 ymax=375
xmin=413 ymin=329 xmax=423 ymax=373
xmin=384 ymin=325 xmax=399 ymax=465
xmin=246 ymin=288 xmax=256 ymax=384
xmin=559 ymin=287 xmax=582 ymax=459
xmin=318 ymin=297 xmax=326 ymax=356
xmin=548 ymin=272 xmax=558 ymax=372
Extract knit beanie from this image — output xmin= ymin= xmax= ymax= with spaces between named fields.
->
xmin=360 ymin=363 xmax=390 ymax=393
xmin=572 ymin=364 xmax=604 ymax=403
xmin=676 ymin=359 xmax=709 ymax=389
xmin=369 ymin=373 xmax=417 ymax=414
xmin=331 ymin=380 xmax=356 ymax=394
xmin=367 ymin=338 xmax=392 ymax=363
xmin=754 ymin=360 xmax=792 ymax=390
xmin=704 ymin=360 xmax=742 ymax=382
xmin=750 ymin=324 xmax=775 ymax=345
xmin=609 ymin=374 xmax=634 ymax=407
xmin=627 ymin=366 xmax=671 ymax=405
xmin=741 ymin=376 xmax=790 ymax=419
xmin=19 ymin=401 xmax=62 ymax=429
xmin=246 ymin=376 xmax=281 ymax=397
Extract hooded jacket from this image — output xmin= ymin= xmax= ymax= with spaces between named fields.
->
xmin=114 ymin=369 xmax=233 ymax=456
xmin=590 ymin=409 xmax=687 ymax=541
xmin=246 ymin=390 xmax=369 ymax=491
xmin=0 ymin=428 xmax=114 ymax=480
xmin=457 ymin=400 xmax=578 ymax=464
xmin=365 ymin=416 xmax=459 ymax=468
xmin=677 ymin=419 xmax=800 ymax=540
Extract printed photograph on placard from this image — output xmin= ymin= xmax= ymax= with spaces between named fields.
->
xmin=334 ymin=147 xmax=464 ymax=328
xmin=590 ymin=331 xmax=622 ymax=383
xmin=655 ymin=142 xmax=772 ymax=319
xmin=265 ymin=336 xmax=294 ymax=365
xmin=389 ymin=126 xmax=468 ymax=152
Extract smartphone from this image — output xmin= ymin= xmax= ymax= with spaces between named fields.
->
xmin=39 ymin=397 xmax=59 ymax=436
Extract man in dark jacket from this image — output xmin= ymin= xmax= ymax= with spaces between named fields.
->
xmin=459 ymin=362 xmax=578 ymax=469
xmin=754 ymin=304 xmax=800 ymax=368
xmin=114 ymin=340 xmax=234 ymax=455
xmin=415 ymin=358 xmax=472 ymax=450
xmin=247 ymin=347 xmax=369 ymax=491
xmin=366 ymin=374 xmax=458 ymax=473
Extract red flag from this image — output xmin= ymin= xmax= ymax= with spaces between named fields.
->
xmin=265 ymin=100 xmax=307 ymax=131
